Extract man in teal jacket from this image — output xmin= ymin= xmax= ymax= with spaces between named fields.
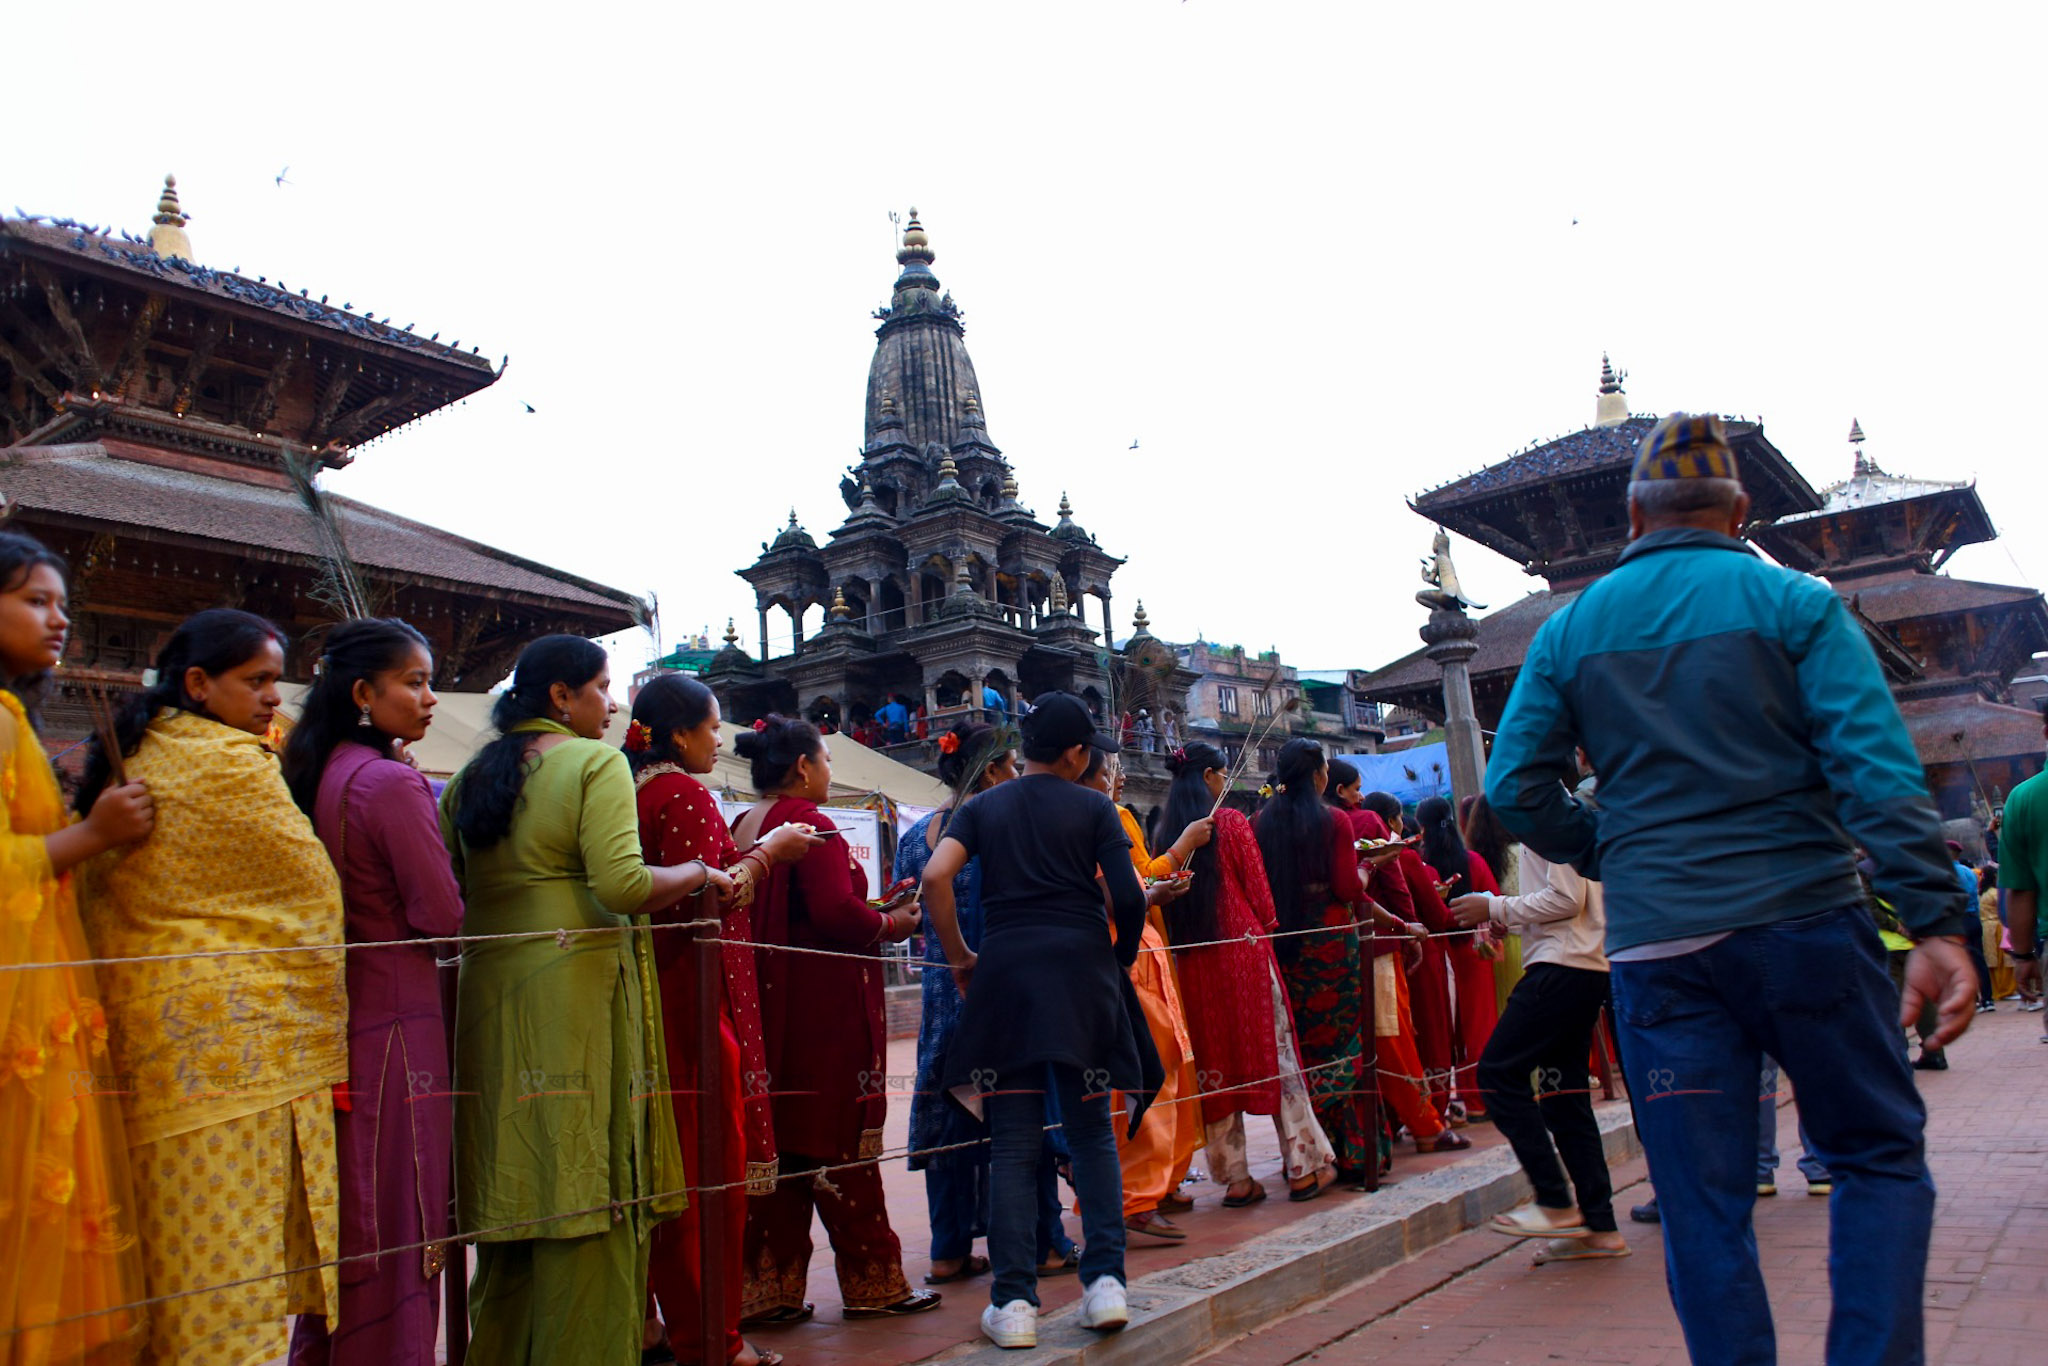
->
xmin=1486 ymin=413 xmax=1978 ymax=1366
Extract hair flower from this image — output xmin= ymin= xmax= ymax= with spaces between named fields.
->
xmin=751 ymin=719 xmax=769 ymax=732
xmin=1257 ymin=783 xmax=1274 ymax=799
xmin=936 ymin=732 xmax=961 ymax=755
xmin=624 ymin=720 xmax=653 ymax=753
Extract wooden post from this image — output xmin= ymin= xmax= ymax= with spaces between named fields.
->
xmin=1361 ymin=925 xmax=1381 ymax=1193
xmin=694 ymin=919 xmax=730 ymax=1366
xmin=441 ymin=956 xmax=468 ymax=1364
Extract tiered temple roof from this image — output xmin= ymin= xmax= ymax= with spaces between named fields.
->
xmin=1 ymin=176 xmax=642 ymax=721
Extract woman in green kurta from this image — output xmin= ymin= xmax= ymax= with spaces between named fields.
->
xmin=440 ymin=636 xmax=732 ymax=1366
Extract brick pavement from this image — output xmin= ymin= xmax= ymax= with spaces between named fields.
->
xmin=1196 ymin=1004 xmax=2048 ymax=1366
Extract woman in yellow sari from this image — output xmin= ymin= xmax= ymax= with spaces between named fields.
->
xmin=76 ymin=609 xmax=348 ymax=1366
xmin=1 ymin=531 xmax=153 ymax=1365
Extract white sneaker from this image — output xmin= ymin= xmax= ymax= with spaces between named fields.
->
xmin=1078 ymin=1275 xmax=1129 ymax=1332
xmin=981 ymin=1299 xmax=1037 ymax=1349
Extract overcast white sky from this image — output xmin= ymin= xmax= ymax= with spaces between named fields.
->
xmin=12 ymin=1 xmax=2044 ymax=687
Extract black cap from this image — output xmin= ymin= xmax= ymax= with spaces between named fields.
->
xmin=1021 ymin=691 xmax=1121 ymax=754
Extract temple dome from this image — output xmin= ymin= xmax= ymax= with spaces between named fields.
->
xmin=865 ymin=208 xmax=991 ymax=456
xmin=769 ymin=510 xmax=816 ymax=552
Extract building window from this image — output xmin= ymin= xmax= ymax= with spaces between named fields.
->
xmin=1258 ymin=744 xmax=1278 ymax=770
xmin=1254 ymin=691 xmax=1273 ymax=719
xmin=1217 ymin=685 xmax=1239 ymax=718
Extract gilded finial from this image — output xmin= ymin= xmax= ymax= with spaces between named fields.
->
xmin=1001 ymin=467 xmax=1019 ymax=500
xmin=723 ymin=618 xmax=739 ymax=646
xmin=149 ymin=173 xmax=195 ymax=260
xmin=830 ymin=586 xmax=852 ymax=621
xmin=937 ymin=453 xmax=960 ymax=481
xmin=963 ymin=392 xmax=980 ymax=415
xmin=1598 ymin=352 xmax=1623 ymax=394
xmin=881 ymin=393 xmax=896 ymax=415
xmin=1849 ymin=418 xmax=1866 ymax=446
xmin=1133 ymin=600 xmax=1151 ymax=634
xmin=787 ymin=509 xmax=799 ymax=528
xmin=1058 ymin=491 xmax=1074 ymax=518
xmin=896 ymin=206 xmax=935 ymax=266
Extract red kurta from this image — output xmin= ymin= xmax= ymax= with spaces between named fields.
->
xmin=1447 ymin=850 xmax=1503 ymax=1116
xmin=1173 ymin=808 xmax=1291 ymax=1124
xmin=1391 ymin=846 xmax=1458 ymax=1117
xmin=635 ymin=766 xmax=776 ymax=1365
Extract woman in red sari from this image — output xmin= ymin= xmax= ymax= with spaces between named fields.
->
xmin=1417 ymin=796 xmax=1503 ymax=1123
xmin=1159 ymin=743 xmax=1336 ymax=1205
xmin=629 ymin=677 xmax=821 ymax=1366
xmin=731 ymin=715 xmax=940 ymax=1326
xmin=1362 ymin=791 xmax=1467 ymax=1124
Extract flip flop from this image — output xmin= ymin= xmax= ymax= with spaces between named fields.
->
xmin=1491 ymin=1207 xmax=1591 ymax=1239
xmin=733 ymin=1347 xmax=785 ymax=1366
xmin=1039 ymin=1249 xmax=1080 ymax=1277
xmin=844 ymin=1289 xmax=944 ymax=1320
xmin=739 ymin=1302 xmax=814 ymax=1328
xmin=1533 ymin=1239 xmax=1632 ymax=1265
xmin=1221 ymin=1181 xmax=1267 ymax=1208
xmin=924 ymin=1253 xmax=990 ymax=1285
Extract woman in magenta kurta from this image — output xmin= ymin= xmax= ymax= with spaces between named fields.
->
xmin=282 ymin=620 xmax=463 ymax=1366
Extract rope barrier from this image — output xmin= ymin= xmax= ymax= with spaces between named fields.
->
xmin=0 ymin=1056 xmax=1352 ymax=1342
xmin=1 ymin=912 xmax=1500 ymax=975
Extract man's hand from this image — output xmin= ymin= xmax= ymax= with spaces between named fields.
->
xmin=1447 ymin=893 xmax=1492 ymax=929
xmin=1901 ymin=936 xmax=1980 ymax=1049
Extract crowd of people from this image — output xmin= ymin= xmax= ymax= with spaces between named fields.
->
xmin=2 ymin=405 xmax=2040 ymax=1366
xmin=0 ymin=524 xmax=1537 ymax=1364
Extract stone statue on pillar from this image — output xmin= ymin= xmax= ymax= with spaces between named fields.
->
xmin=1417 ymin=529 xmax=1489 ymax=807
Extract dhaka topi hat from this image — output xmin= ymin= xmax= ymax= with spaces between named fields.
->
xmin=1632 ymin=412 xmax=1740 ymax=483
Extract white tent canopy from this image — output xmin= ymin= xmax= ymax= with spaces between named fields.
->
xmin=275 ymin=686 xmax=950 ymax=808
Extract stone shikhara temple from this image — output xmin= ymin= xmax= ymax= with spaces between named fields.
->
xmin=1359 ymin=361 xmax=2046 ymax=819
xmin=706 ymin=212 xmax=1192 ymax=748
xmin=0 ymin=176 xmax=642 ymax=746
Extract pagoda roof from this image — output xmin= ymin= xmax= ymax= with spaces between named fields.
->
xmin=1 ymin=217 xmax=496 ymax=385
xmin=1411 ymin=416 xmax=1821 ymax=585
xmin=1899 ymin=695 xmax=2048 ymax=767
xmin=1843 ymin=570 xmax=2043 ymax=625
xmin=1750 ymin=477 xmax=1995 ymax=574
xmin=1 ymin=442 xmax=640 ymax=621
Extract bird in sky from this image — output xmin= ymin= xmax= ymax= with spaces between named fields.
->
xmin=1129 ymin=439 xmax=1140 ymax=450
xmin=522 ymin=402 xmax=536 ymax=414
xmin=275 ymin=166 xmax=292 ymax=188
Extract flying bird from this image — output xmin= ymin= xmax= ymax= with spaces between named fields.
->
xmin=522 ymin=402 xmax=536 ymax=414
xmin=275 ymin=166 xmax=292 ymax=187
xmin=1129 ymin=439 xmax=1140 ymax=450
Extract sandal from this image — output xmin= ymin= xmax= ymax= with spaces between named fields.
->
xmin=1287 ymin=1169 xmax=1337 ymax=1203
xmin=923 ymin=1254 xmax=989 ymax=1285
xmin=733 ymin=1347 xmax=785 ymax=1366
xmin=1532 ymin=1239 xmax=1631 ymax=1265
xmin=1158 ymin=1190 xmax=1195 ymax=1213
xmin=843 ymin=1289 xmax=943 ymax=1320
xmin=1124 ymin=1211 xmax=1187 ymax=1242
xmin=1416 ymin=1130 xmax=1471 ymax=1153
xmin=1491 ymin=1206 xmax=1590 ymax=1240
xmin=1221 ymin=1180 xmax=1267 ymax=1208
xmin=739 ymin=1302 xmax=814 ymax=1328
xmin=1039 ymin=1248 xmax=1080 ymax=1276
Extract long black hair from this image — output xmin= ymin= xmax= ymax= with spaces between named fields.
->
xmin=626 ymin=673 xmax=718 ymax=777
xmin=1324 ymin=758 xmax=1360 ymax=809
xmin=450 ymin=634 xmax=607 ymax=850
xmin=1416 ymin=795 xmax=1468 ymax=885
xmin=1255 ymin=738 xmax=1335 ymax=962
xmin=280 ymin=617 xmax=432 ymax=814
xmin=1160 ymin=741 xmax=1228 ymax=950
xmin=1460 ymin=794 xmax=1515 ymax=889
xmin=938 ymin=718 xmax=1016 ymax=807
xmin=77 ymin=608 xmax=288 ymax=813
xmin=1361 ymin=789 xmax=1405 ymax=835
xmin=732 ymin=713 xmax=823 ymax=795
xmin=0 ymin=530 xmax=67 ymax=726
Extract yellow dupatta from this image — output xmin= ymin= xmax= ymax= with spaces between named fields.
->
xmin=1 ymin=690 xmax=146 ymax=1364
xmin=79 ymin=710 xmax=347 ymax=1145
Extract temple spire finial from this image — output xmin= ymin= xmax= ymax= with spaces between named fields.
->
xmin=1058 ymin=491 xmax=1074 ymax=518
xmin=149 ymin=173 xmax=194 ymax=261
xmin=896 ymin=206 xmax=934 ymax=267
xmin=1849 ymin=418 xmax=1882 ymax=477
xmin=1594 ymin=352 xmax=1628 ymax=427
xmin=722 ymin=618 xmax=739 ymax=646
xmin=830 ymin=585 xmax=853 ymax=622
xmin=1133 ymin=600 xmax=1151 ymax=635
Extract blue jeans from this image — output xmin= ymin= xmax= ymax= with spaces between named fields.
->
xmin=1758 ymin=1056 xmax=1831 ymax=1185
xmin=1612 ymin=905 xmax=1933 ymax=1366
xmin=923 ymin=1161 xmax=989 ymax=1264
xmin=987 ymin=1063 xmax=1123 ymax=1308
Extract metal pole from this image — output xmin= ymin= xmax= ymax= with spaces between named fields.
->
xmin=694 ymin=918 xmax=730 ymax=1366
